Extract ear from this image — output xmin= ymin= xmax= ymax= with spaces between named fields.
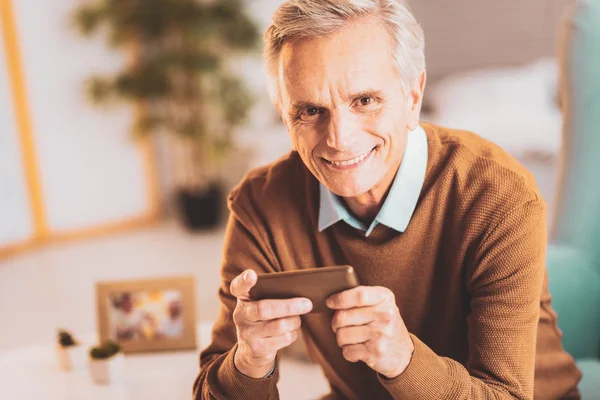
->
xmin=406 ymin=70 xmax=427 ymax=131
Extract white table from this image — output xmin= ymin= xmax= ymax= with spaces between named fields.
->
xmin=0 ymin=321 xmax=329 ymax=400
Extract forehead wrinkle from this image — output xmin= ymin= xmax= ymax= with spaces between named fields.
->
xmin=285 ymin=70 xmax=336 ymax=110
xmin=281 ymin=45 xmax=356 ymax=109
xmin=300 ymin=68 xmax=358 ymax=109
xmin=279 ymin=18 xmax=398 ymax=111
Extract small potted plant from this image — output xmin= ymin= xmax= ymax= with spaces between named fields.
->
xmin=56 ymin=329 xmax=87 ymax=371
xmin=88 ymin=340 xmax=124 ymax=384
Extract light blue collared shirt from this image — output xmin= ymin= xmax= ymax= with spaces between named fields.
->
xmin=318 ymin=125 xmax=428 ymax=237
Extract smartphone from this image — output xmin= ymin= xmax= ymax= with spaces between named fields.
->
xmin=249 ymin=265 xmax=360 ymax=314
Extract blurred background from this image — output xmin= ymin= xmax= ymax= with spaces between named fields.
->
xmin=2 ymin=0 xmax=598 ymax=398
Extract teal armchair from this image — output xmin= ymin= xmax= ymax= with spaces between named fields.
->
xmin=546 ymin=0 xmax=600 ymax=397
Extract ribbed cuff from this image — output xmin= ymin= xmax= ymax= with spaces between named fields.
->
xmin=377 ymin=334 xmax=452 ymax=399
xmin=208 ymin=343 xmax=278 ymax=399
xmin=261 ymin=359 xmax=277 ymax=378
xmin=233 ymin=347 xmax=277 ymax=379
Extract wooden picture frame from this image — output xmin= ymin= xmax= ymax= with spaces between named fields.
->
xmin=95 ymin=276 xmax=197 ymax=354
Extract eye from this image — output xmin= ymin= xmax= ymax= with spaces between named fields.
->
xmin=359 ymin=97 xmax=373 ymax=106
xmin=306 ymin=107 xmax=319 ymax=116
xmin=298 ymin=106 xmax=323 ymax=122
xmin=353 ymin=96 xmax=378 ymax=109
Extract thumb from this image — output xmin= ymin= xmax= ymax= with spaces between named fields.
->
xmin=230 ymin=269 xmax=257 ymax=300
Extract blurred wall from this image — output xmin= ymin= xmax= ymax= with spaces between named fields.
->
xmin=409 ymin=0 xmax=570 ymax=85
xmin=0 ymin=0 xmax=159 ymax=255
xmin=0 ymin=19 xmax=33 ymax=246
xmin=243 ymin=0 xmax=570 ymax=85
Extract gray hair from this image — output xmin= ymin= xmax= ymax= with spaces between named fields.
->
xmin=263 ymin=0 xmax=426 ymax=106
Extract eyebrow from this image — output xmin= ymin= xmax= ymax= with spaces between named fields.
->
xmin=290 ymin=100 xmax=322 ymax=111
xmin=290 ymin=89 xmax=385 ymax=111
xmin=350 ymin=89 xmax=385 ymax=101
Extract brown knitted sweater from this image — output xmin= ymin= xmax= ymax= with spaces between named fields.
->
xmin=193 ymin=122 xmax=582 ymax=399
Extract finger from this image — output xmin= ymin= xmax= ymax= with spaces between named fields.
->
xmin=249 ymin=329 xmax=300 ymax=357
xmin=256 ymin=316 xmax=302 ymax=338
xmin=241 ymin=316 xmax=301 ymax=340
xmin=230 ymin=269 xmax=258 ymax=300
xmin=242 ymin=297 xmax=312 ymax=322
xmin=341 ymin=343 xmax=368 ymax=363
xmin=327 ymin=286 xmax=389 ymax=310
xmin=335 ymin=324 xmax=372 ymax=347
xmin=331 ymin=306 xmax=375 ymax=332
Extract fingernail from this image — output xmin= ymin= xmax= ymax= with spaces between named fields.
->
xmin=243 ymin=271 xmax=249 ymax=282
xmin=303 ymin=300 xmax=312 ymax=309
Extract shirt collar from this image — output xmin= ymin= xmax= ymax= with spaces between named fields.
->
xmin=318 ymin=124 xmax=428 ymax=236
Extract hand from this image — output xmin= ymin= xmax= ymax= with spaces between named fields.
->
xmin=230 ymin=269 xmax=313 ymax=378
xmin=326 ymin=286 xmax=414 ymax=379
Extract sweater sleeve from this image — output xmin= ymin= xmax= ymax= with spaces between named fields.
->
xmin=377 ymin=199 xmax=547 ymax=399
xmin=192 ymin=188 xmax=282 ymax=400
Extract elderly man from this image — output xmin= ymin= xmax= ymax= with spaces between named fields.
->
xmin=193 ymin=1 xmax=582 ymax=399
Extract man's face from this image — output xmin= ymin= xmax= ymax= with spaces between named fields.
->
xmin=278 ymin=17 xmax=423 ymax=198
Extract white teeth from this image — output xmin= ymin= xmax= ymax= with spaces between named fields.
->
xmin=329 ymin=149 xmax=372 ymax=166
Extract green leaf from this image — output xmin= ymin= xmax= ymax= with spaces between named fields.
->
xmin=212 ymin=136 xmax=234 ymax=165
xmin=217 ymin=74 xmax=253 ymax=126
xmin=57 ymin=329 xmax=77 ymax=347
xmin=132 ymin=114 xmax=164 ymax=139
xmin=72 ymin=0 xmax=258 ymax=165
xmin=114 ymin=64 xmax=172 ymax=99
xmin=89 ymin=340 xmax=121 ymax=360
xmin=158 ymin=51 xmax=220 ymax=72
xmin=207 ymin=1 xmax=259 ymax=50
xmin=86 ymin=76 xmax=114 ymax=104
xmin=72 ymin=5 xmax=106 ymax=36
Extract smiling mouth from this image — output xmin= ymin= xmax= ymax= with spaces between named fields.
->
xmin=323 ymin=147 xmax=376 ymax=168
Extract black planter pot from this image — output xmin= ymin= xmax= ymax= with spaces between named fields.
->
xmin=176 ymin=183 xmax=223 ymax=231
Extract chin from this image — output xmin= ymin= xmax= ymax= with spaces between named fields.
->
xmin=327 ymin=181 xmax=376 ymax=198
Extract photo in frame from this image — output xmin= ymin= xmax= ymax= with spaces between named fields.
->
xmin=95 ymin=276 xmax=197 ymax=353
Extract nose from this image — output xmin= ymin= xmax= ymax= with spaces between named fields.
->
xmin=325 ymin=109 xmax=357 ymax=152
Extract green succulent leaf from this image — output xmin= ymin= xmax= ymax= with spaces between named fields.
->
xmin=89 ymin=340 xmax=121 ymax=360
xmin=57 ymin=329 xmax=77 ymax=347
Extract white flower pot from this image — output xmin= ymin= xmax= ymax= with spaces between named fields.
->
xmin=56 ymin=344 xmax=88 ymax=371
xmin=89 ymin=353 xmax=124 ymax=384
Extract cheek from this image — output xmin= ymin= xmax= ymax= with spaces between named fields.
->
xmin=287 ymin=125 xmax=304 ymax=152
xmin=363 ymin=112 xmax=396 ymax=145
xmin=290 ymin=126 xmax=317 ymax=158
xmin=290 ymin=131 xmax=311 ymax=169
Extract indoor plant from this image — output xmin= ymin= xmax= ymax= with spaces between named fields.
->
xmin=72 ymin=0 xmax=259 ymax=230
xmin=56 ymin=329 xmax=88 ymax=371
xmin=88 ymin=340 xmax=124 ymax=384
